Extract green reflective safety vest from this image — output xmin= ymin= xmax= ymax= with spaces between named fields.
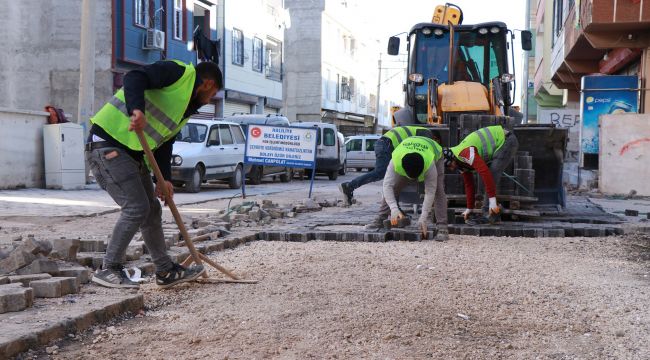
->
xmin=450 ymin=125 xmax=505 ymax=162
xmin=91 ymin=60 xmax=196 ymax=151
xmin=382 ymin=125 xmax=432 ymax=149
xmin=392 ymin=136 xmax=442 ymax=181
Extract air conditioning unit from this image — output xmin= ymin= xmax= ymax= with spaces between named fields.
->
xmin=143 ymin=29 xmax=165 ymax=50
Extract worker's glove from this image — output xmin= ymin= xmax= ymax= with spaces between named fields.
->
xmin=488 ymin=197 xmax=500 ymax=215
xmin=417 ymin=220 xmax=429 ymax=240
xmin=390 ymin=208 xmax=405 ymax=226
xmin=462 ymin=208 xmax=472 ymax=220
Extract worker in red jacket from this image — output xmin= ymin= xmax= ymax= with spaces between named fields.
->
xmin=443 ymin=125 xmax=518 ymax=224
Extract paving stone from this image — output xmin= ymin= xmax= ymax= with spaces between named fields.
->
xmin=76 ymin=252 xmax=104 ymax=269
xmin=584 ymin=228 xmax=606 ymax=237
xmin=207 ymin=242 xmax=225 ymax=252
xmin=544 ymin=229 xmax=565 ymax=237
xmin=48 ymin=239 xmax=80 ymax=262
xmin=449 ymin=225 xmax=461 ymax=235
xmin=137 ymin=262 xmax=156 ymax=275
xmin=78 ymin=239 xmax=106 ymax=253
xmin=30 ymin=277 xmax=79 ymax=298
xmin=0 ymin=283 xmax=33 ymax=313
xmin=0 ymin=276 xmax=8 ymax=285
xmin=16 ymin=258 xmax=59 ymax=276
xmin=624 ymin=209 xmax=639 ymax=216
xmin=125 ymin=243 xmax=144 ymax=261
xmin=58 ymin=267 xmax=91 ymax=284
xmin=256 ymin=232 xmax=268 ymax=241
xmin=8 ymin=273 xmax=52 ymax=286
xmin=479 ymin=227 xmax=498 ymax=236
xmin=0 ymin=238 xmax=51 ymax=274
xmin=460 ymin=227 xmax=481 ymax=236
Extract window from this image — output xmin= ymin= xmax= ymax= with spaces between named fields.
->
xmin=219 ymin=125 xmax=233 ymax=145
xmin=346 ymin=139 xmax=362 ymax=152
xmin=135 ymin=0 xmax=149 ymax=27
xmin=366 ymin=139 xmax=377 ymax=151
xmin=324 ymin=69 xmax=331 ymax=101
xmin=341 ymin=76 xmax=351 ymax=100
xmin=336 ymin=74 xmax=340 ymax=102
xmin=230 ymin=125 xmax=246 ymax=144
xmin=176 ymin=123 xmax=207 ymax=143
xmin=208 ymin=128 xmax=219 ymax=144
xmin=265 ymin=37 xmax=282 ymax=81
xmin=323 ymin=128 xmax=336 ymax=146
xmin=173 ymin=0 xmax=183 ymax=40
xmin=552 ymin=0 xmax=564 ymax=39
xmin=232 ymin=29 xmax=244 ymax=65
xmin=252 ymin=37 xmax=263 ymax=72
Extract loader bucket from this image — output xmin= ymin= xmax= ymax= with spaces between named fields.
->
xmin=512 ymin=125 xmax=568 ymax=207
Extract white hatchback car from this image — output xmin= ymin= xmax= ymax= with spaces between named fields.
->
xmin=171 ymin=119 xmax=247 ymax=192
xmin=345 ymin=134 xmax=381 ymax=171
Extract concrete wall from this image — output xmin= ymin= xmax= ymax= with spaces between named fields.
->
xmin=283 ymin=0 xmax=324 ymax=122
xmin=599 ymin=114 xmax=650 ymax=196
xmin=0 ymin=109 xmax=49 ymax=189
xmin=0 ymin=0 xmax=113 ymax=124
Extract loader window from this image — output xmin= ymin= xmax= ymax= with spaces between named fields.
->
xmin=456 ymin=31 xmax=507 ymax=86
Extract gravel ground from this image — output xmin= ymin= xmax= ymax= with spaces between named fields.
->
xmin=44 ymin=234 xmax=649 ymax=359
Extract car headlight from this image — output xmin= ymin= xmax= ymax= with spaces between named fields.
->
xmin=172 ymin=155 xmax=183 ymax=166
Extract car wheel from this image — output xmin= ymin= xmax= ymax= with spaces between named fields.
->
xmin=229 ymin=165 xmax=243 ymax=189
xmin=185 ymin=166 xmax=203 ymax=193
xmin=328 ymin=170 xmax=338 ymax=180
xmin=280 ymin=168 xmax=292 ymax=182
xmin=248 ymin=166 xmax=263 ymax=185
xmin=338 ymin=161 xmax=347 ymax=175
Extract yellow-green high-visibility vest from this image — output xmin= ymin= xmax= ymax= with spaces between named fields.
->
xmin=450 ymin=125 xmax=505 ymax=161
xmin=382 ymin=125 xmax=432 ymax=149
xmin=392 ymin=136 xmax=442 ymax=181
xmin=91 ymin=60 xmax=196 ymax=151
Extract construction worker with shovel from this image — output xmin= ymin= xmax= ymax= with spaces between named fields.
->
xmin=365 ymin=136 xmax=448 ymax=241
xmin=85 ymin=60 xmax=222 ymax=289
xmin=443 ymin=125 xmax=519 ymax=225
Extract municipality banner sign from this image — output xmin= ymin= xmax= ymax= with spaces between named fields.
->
xmin=244 ymin=125 xmax=317 ymax=168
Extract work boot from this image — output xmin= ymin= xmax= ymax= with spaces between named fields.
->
xmin=338 ymin=182 xmax=354 ymax=206
xmin=156 ymin=263 xmax=206 ymax=289
xmin=363 ymin=217 xmax=384 ymax=231
xmin=92 ymin=265 xmax=140 ymax=289
xmin=434 ymin=227 xmax=449 ymax=242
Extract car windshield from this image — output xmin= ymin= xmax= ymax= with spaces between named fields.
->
xmin=176 ymin=123 xmax=208 ymax=143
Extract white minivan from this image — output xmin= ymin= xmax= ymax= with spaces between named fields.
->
xmin=292 ymin=122 xmax=346 ymax=180
xmin=345 ymin=134 xmax=381 ymax=171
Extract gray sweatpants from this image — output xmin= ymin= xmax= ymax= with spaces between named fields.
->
xmin=377 ymin=159 xmax=448 ymax=226
xmin=86 ymin=146 xmax=173 ymax=272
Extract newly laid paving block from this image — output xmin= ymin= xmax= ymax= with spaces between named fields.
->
xmin=0 ymin=283 xmax=34 ymax=313
xmin=8 ymin=273 xmax=52 ymax=286
xmin=29 ymin=277 xmax=79 ymax=298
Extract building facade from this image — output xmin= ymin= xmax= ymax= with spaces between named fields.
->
xmin=284 ymin=0 xmax=400 ymax=134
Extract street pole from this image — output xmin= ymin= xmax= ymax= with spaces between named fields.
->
xmin=78 ymin=0 xmax=96 ymax=129
xmin=374 ymin=53 xmax=382 ymax=133
xmin=522 ymin=0 xmax=530 ymax=123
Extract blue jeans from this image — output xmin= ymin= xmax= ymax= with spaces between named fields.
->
xmin=86 ymin=147 xmax=173 ymax=272
xmin=348 ymin=137 xmax=391 ymax=192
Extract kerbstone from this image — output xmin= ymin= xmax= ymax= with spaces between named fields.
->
xmin=8 ymin=273 xmax=52 ymax=286
xmin=0 ymin=284 xmax=34 ymax=313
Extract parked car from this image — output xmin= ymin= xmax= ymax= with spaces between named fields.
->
xmin=171 ymin=119 xmax=246 ymax=193
xmin=292 ymin=122 xmax=346 ymax=180
xmin=345 ymin=134 xmax=381 ymax=171
xmin=224 ymin=114 xmax=293 ymax=184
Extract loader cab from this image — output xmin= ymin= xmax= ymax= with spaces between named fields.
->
xmin=390 ymin=22 xmax=514 ymax=123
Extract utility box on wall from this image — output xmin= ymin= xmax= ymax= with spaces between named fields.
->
xmin=43 ymin=123 xmax=85 ymax=189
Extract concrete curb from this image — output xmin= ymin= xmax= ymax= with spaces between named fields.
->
xmin=0 ymin=293 xmax=143 ymax=359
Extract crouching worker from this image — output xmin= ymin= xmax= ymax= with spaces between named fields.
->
xmin=86 ymin=60 xmax=223 ymax=289
xmin=365 ymin=136 xmax=448 ymax=241
xmin=442 ymin=125 xmax=519 ymax=225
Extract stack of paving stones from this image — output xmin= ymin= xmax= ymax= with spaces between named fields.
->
xmin=0 ymin=236 xmax=89 ymax=314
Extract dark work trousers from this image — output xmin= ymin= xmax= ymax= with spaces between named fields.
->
xmin=481 ymin=133 xmax=519 ymax=214
xmin=85 ymin=147 xmax=173 ymax=272
xmin=348 ymin=136 xmax=392 ymax=192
